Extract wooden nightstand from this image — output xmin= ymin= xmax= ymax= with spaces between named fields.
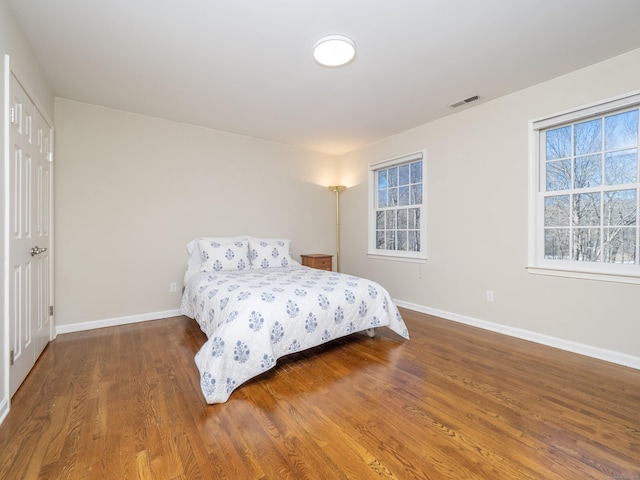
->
xmin=300 ymin=254 xmax=333 ymax=271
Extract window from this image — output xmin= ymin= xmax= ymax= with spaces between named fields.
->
xmin=529 ymin=92 xmax=640 ymax=283
xmin=369 ymin=150 xmax=426 ymax=261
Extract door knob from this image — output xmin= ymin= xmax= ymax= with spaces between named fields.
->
xmin=30 ymin=246 xmax=47 ymax=256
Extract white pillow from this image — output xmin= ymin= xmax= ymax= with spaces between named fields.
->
xmin=186 ymin=236 xmax=246 ymax=270
xmin=198 ymin=239 xmax=250 ymax=272
xmin=248 ymin=237 xmax=295 ymax=269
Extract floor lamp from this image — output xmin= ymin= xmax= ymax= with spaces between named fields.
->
xmin=328 ymin=185 xmax=347 ymax=272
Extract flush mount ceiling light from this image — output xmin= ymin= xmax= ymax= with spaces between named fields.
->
xmin=313 ymin=35 xmax=356 ymax=67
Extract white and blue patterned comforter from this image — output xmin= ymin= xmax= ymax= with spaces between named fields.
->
xmin=180 ymin=266 xmax=409 ymax=403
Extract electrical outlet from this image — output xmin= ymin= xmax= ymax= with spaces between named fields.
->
xmin=169 ymin=282 xmax=178 ymax=293
xmin=486 ymin=290 xmax=495 ymax=302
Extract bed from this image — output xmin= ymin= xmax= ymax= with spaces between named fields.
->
xmin=180 ymin=236 xmax=409 ymax=403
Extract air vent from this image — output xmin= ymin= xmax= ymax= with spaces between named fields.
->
xmin=449 ymin=95 xmax=480 ymax=109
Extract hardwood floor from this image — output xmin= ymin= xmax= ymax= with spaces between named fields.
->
xmin=1 ymin=308 xmax=639 ymax=479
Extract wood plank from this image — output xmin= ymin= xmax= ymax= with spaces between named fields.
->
xmin=0 ymin=309 xmax=639 ymax=479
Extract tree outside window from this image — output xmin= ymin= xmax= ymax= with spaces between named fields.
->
xmin=530 ymin=93 xmax=640 ymax=283
xmin=369 ymin=151 xmax=426 ymax=261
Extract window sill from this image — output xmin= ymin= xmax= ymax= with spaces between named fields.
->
xmin=527 ymin=266 xmax=640 ymax=285
xmin=367 ymin=253 xmax=428 ymax=264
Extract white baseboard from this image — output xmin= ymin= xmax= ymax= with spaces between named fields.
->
xmin=394 ymin=299 xmax=640 ymax=371
xmin=0 ymin=396 xmax=9 ymax=426
xmin=55 ymin=309 xmax=182 ymax=335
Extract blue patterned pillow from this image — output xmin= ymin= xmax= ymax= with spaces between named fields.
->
xmin=248 ymin=238 xmax=294 ymax=269
xmin=186 ymin=236 xmax=247 ymax=270
xmin=198 ymin=239 xmax=250 ymax=272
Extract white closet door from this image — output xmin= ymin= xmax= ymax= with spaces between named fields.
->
xmin=8 ymin=73 xmax=52 ymax=397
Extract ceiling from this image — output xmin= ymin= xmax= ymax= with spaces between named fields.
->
xmin=8 ymin=0 xmax=640 ymax=155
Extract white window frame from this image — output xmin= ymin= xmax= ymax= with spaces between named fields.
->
xmin=528 ymin=90 xmax=640 ymax=284
xmin=368 ymin=150 xmax=427 ymax=262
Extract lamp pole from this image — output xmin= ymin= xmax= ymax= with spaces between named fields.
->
xmin=328 ymin=186 xmax=346 ymax=272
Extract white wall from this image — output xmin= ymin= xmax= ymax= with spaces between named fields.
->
xmin=54 ymin=99 xmax=339 ymax=328
xmin=338 ymin=48 xmax=640 ymax=362
xmin=0 ymin=0 xmax=54 ymax=423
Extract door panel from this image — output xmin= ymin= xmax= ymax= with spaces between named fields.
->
xmin=32 ymin=108 xmax=51 ymax=356
xmin=9 ymin=74 xmax=51 ymax=397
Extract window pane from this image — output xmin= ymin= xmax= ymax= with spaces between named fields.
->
xmin=545 ymin=195 xmax=569 ymax=226
xmin=385 ymin=231 xmax=396 ymax=250
xmin=371 ymin=156 xmax=424 ymax=257
xmin=546 ymin=159 xmax=571 ymax=191
xmin=408 ymin=231 xmax=420 ymax=251
xmin=411 ymin=184 xmax=422 ymax=204
xmin=603 ymin=189 xmax=637 ymax=226
xmin=544 ymin=228 xmax=570 ymax=260
xmin=573 ymin=193 xmax=601 ymax=226
xmin=574 ymin=154 xmax=602 ymax=189
xmin=378 ymin=170 xmax=388 ymax=190
xmin=397 ymin=231 xmax=407 ymax=251
xmin=604 ymin=227 xmax=636 ymax=264
xmin=413 ymin=208 xmax=421 ymax=229
xmin=385 ymin=210 xmax=396 ymax=229
xmin=398 ymin=186 xmax=410 ymax=206
xmin=399 ymin=164 xmax=410 ymax=185
xmin=388 ymin=187 xmax=398 ymax=207
xmin=605 ymin=148 xmax=637 ymax=185
xmin=605 ymin=110 xmax=638 ymax=150
xmin=411 ymin=161 xmax=422 ymax=183
xmin=537 ymin=104 xmax=640 ymax=271
xmin=388 ymin=167 xmax=398 ymax=187
xmin=573 ymin=228 xmax=601 ymax=262
xmin=378 ymin=189 xmax=387 ymax=208
xmin=397 ymin=208 xmax=408 ymax=229
xmin=546 ymin=126 xmax=571 ymax=160
xmin=574 ymin=118 xmax=602 ymax=156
